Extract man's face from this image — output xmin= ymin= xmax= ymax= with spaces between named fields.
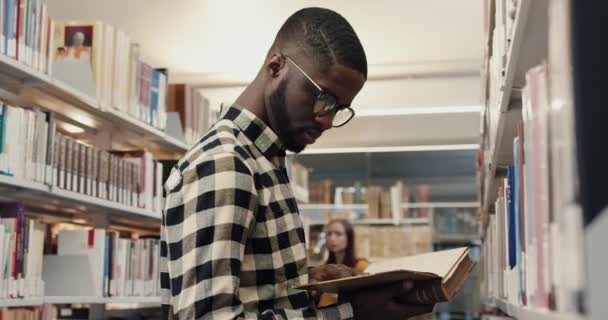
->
xmin=266 ymin=58 xmax=365 ymax=153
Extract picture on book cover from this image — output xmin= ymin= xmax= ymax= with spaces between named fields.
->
xmin=51 ymin=22 xmax=100 ymax=98
xmin=58 ymin=26 xmax=93 ymax=63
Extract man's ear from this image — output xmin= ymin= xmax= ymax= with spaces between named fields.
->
xmin=266 ymin=53 xmax=285 ymax=79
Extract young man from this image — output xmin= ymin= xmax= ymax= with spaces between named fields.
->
xmin=160 ymin=7 xmax=433 ymax=320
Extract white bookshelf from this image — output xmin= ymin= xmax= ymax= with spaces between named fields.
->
xmin=0 ymin=298 xmax=45 ymax=308
xmin=0 ymin=54 xmax=188 ymax=154
xmin=490 ymin=298 xmax=585 ymax=320
xmin=481 ymin=0 xmax=549 ymax=214
xmin=299 ymin=202 xmax=479 ymax=211
xmin=45 ymin=296 xmax=161 ymax=305
xmin=0 ymin=175 xmax=160 ymax=221
xmin=354 ymin=218 xmax=429 ymax=225
xmin=0 ymin=296 xmax=160 ymax=307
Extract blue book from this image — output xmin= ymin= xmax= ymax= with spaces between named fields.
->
xmin=513 ymin=137 xmax=524 ymax=304
xmin=507 ymin=164 xmax=516 ymax=269
xmin=104 ymin=235 xmax=110 ymax=296
xmin=4 ymin=0 xmax=15 ymax=56
xmin=149 ymin=69 xmax=160 ymax=127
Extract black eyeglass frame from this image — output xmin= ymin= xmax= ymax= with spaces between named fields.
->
xmin=284 ymin=55 xmax=355 ymax=128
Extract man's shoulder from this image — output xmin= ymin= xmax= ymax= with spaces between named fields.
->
xmin=172 ymin=119 xmax=256 ymax=177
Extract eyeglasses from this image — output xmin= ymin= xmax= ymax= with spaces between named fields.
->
xmin=285 ymin=56 xmax=355 ymax=128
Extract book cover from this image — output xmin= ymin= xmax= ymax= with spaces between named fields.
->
xmin=0 ymin=103 xmax=7 ymax=175
xmin=50 ymin=20 xmax=104 ymax=100
xmin=44 ymin=112 xmax=55 ymax=186
xmin=100 ymin=23 xmax=114 ymax=109
xmin=5 ymin=0 xmax=17 ymax=58
xmin=138 ymin=61 xmax=152 ymax=124
xmin=127 ymin=43 xmax=140 ymax=118
xmin=112 ymin=29 xmax=130 ymax=113
xmin=0 ymin=203 xmax=24 ymax=299
xmin=57 ymin=229 xmax=107 ymax=297
xmin=0 ymin=0 xmax=5 ymax=54
xmin=51 ymin=131 xmax=60 ymax=188
xmin=150 ymin=69 xmax=159 ymax=128
xmin=15 ymin=0 xmax=24 ymax=62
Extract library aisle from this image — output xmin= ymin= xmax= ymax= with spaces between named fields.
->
xmin=0 ymin=0 xmax=605 ymax=320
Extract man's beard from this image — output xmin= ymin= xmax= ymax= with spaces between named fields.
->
xmin=268 ymin=79 xmax=307 ymax=153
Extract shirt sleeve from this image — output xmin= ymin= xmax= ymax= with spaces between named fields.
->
xmin=161 ymin=152 xmax=353 ymax=320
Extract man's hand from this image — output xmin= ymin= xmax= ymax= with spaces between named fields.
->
xmin=308 ymin=264 xmax=360 ymax=306
xmin=344 ymin=281 xmax=435 ymax=320
xmin=308 ymin=264 xmax=360 ymax=283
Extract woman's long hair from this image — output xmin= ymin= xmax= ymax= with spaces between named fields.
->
xmin=326 ymin=219 xmax=357 ymax=267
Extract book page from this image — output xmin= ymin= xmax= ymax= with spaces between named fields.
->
xmin=366 ymin=247 xmax=469 ymax=278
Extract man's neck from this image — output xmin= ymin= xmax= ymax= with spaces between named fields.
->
xmin=235 ymin=76 xmax=268 ymax=124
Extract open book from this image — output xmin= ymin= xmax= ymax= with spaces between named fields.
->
xmin=298 ymin=247 xmax=475 ymax=304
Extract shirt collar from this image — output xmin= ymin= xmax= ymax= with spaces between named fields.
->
xmin=223 ymin=104 xmax=287 ymax=161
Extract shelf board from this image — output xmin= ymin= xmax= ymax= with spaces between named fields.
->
xmin=300 ymin=202 xmax=479 ymax=211
xmin=494 ymin=298 xmax=584 ymax=320
xmin=482 ymin=0 xmax=549 ymax=213
xmin=434 ymin=234 xmax=481 ymax=244
xmin=354 ymin=218 xmax=429 ymax=225
xmin=44 ymin=296 xmax=161 ymax=305
xmin=299 ymin=203 xmax=367 ymax=211
xmin=0 ymin=297 xmax=44 ymax=307
xmin=0 ymin=174 xmax=160 ymax=222
xmin=0 ymin=54 xmax=188 ymax=155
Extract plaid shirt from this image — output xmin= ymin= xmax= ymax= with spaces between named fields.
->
xmin=161 ymin=105 xmax=353 ymax=320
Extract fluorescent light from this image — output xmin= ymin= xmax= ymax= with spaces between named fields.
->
xmin=296 ymin=144 xmax=479 ymax=155
xmin=354 ymin=106 xmax=483 ymax=117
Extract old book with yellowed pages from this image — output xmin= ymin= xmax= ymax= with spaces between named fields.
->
xmin=298 ymin=247 xmax=475 ymax=304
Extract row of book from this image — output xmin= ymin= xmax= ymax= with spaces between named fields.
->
xmin=0 ymin=306 xmax=56 ymax=320
xmin=0 ymin=202 xmax=161 ymax=300
xmin=0 ymin=103 xmax=165 ymax=212
xmin=54 ymin=228 xmax=160 ymax=298
xmin=167 ymin=84 xmax=221 ymax=147
xmin=434 ymin=208 xmax=478 ymax=236
xmin=0 ymin=0 xmax=52 ymax=74
xmin=308 ymin=180 xmax=432 ymax=220
xmin=0 ymin=0 xmax=170 ymax=131
xmin=481 ymin=64 xmax=584 ymax=313
xmin=484 ymin=0 xmax=519 ymax=152
xmin=0 ymin=203 xmax=46 ymax=299
xmin=354 ymin=225 xmax=432 ymax=258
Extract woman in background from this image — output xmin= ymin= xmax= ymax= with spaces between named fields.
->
xmin=317 ymin=219 xmax=369 ymax=307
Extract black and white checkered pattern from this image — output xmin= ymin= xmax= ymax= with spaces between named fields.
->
xmin=161 ymin=105 xmax=353 ymax=320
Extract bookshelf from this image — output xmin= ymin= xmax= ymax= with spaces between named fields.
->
xmin=479 ymin=0 xmax=589 ymax=319
xmin=0 ymin=54 xmax=189 ymax=156
xmin=44 ymin=296 xmax=161 ymax=305
xmin=0 ymin=174 xmax=160 ymax=221
xmin=489 ymin=298 xmax=584 ymax=320
xmin=481 ymin=0 xmax=548 ymax=215
xmin=0 ymin=296 xmax=160 ymax=308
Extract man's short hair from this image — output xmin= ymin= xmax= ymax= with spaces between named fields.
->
xmin=275 ymin=7 xmax=368 ymax=79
